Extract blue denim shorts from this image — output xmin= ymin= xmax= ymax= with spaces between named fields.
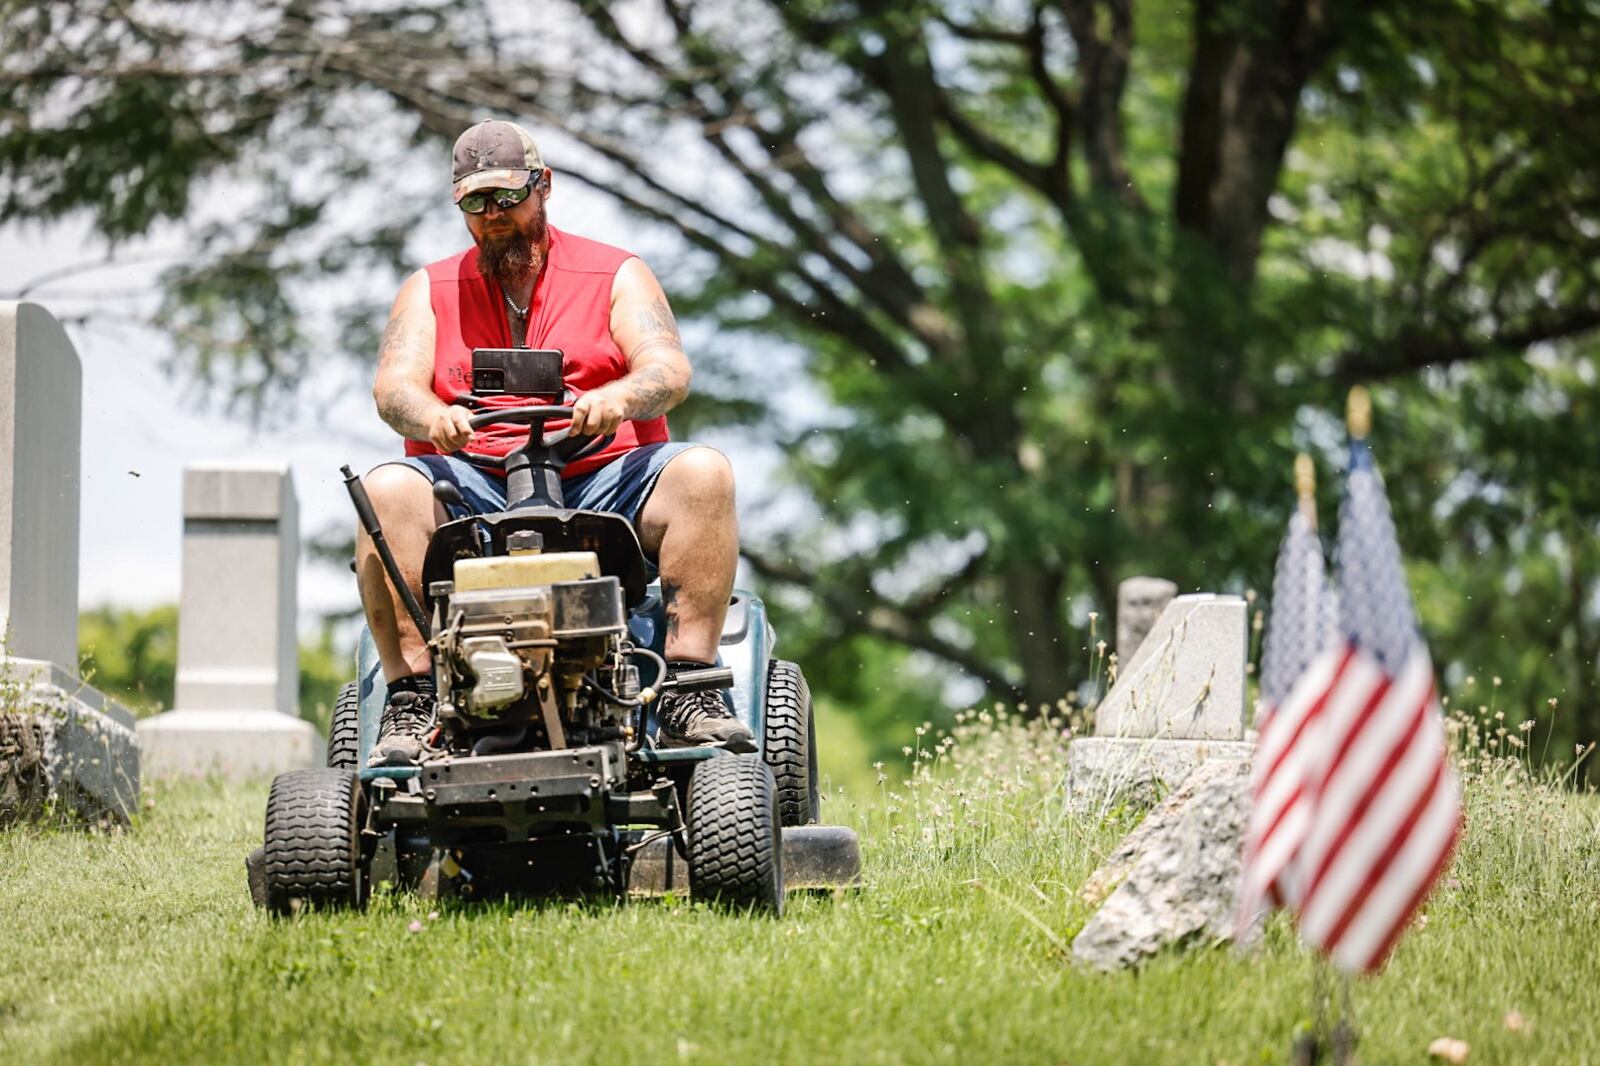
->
xmin=376 ymin=441 xmax=702 ymax=532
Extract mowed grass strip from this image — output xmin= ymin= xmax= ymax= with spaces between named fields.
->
xmin=2 ymin=714 xmax=1597 ymax=1065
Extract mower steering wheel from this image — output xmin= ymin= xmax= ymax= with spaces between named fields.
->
xmin=466 ymin=405 xmax=613 ymax=464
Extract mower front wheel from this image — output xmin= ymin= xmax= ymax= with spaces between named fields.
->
xmin=325 ymin=680 xmax=361 ymax=770
xmin=686 ymin=754 xmax=783 ymax=914
xmin=262 ymin=767 xmax=368 ymax=915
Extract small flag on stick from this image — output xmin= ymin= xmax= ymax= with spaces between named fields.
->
xmin=1239 ymin=454 xmax=1338 ymax=920
xmin=1240 ymin=388 xmax=1463 ymax=974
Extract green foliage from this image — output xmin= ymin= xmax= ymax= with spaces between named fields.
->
xmin=6 ymin=0 xmax=1599 ymax=764
xmin=77 ymin=605 xmax=350 ymax=733
xmin=77 ymin=605 xmax=179 ymax=716
xmin=295 ymin=623 xmax=351 ymax=739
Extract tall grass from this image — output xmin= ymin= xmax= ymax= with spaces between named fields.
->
xmin=1 ymin=699 xmax=1597 ymax=1064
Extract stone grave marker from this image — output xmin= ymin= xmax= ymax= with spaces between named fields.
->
xmin=1071 ymin=758 xmax=1256 ymax=970
xmin=1115 ymin=576 xmax=1177 ymax=664
xmin=0 ymin=301 xmax=140 ymax=824
xmin=136 ymin=463 xmax=321 ymax=777
xmin=1067 ymin=580 xmax=1253 ymax=810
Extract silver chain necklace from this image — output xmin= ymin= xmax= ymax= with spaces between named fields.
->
xmin=503 ymin=290 xmax=529 ymax=317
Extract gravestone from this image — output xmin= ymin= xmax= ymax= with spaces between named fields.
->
xmin=1068 ymin=584 xmax=1253 ymax=810
xmin=1 ymin=301 xmax=80 ymax=669
xmin=1095 ymin=593 xmax=1248 ymax=740
xmin=1116 ymin=576 xmax=1177 ymax=664
xmin=1071 ymin=758 xmax=1256 ymax=970
xmin=136 ymin=463 xmax=321 ymax=777
xmin=0 ymin=301 xmax=140 ymax=824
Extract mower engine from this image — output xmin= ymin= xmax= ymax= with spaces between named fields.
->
xmin=429 ymin=529 xmax=640 ymax=752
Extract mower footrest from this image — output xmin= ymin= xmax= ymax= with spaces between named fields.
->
xmin=628 ymin=824 xmax=861 ymax=895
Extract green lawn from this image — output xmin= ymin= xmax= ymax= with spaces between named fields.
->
xmin=2 ymin=711 xmax=1597 ymax=1065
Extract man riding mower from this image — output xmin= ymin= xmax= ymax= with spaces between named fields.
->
xmin=244 ymin=120 xmax=857 ymax=913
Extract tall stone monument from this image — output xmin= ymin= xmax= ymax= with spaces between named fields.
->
xmin=1067 ymin=579 xmax=1253 ymax=810
xmin=136 ymin=463 xmax=321 ymax=777
xmin=1 ymin=302 xmax=80 ymax=670
xmin=0 ymin=301 xmax=140 ymax=823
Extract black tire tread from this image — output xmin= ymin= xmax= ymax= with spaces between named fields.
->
xmin=763 ymin=659 xmax=814 ymax=826
xmin=687 ymin=754 xmax=782 ymax=914
xmin=325 ymin=680 xmax=361 ymax=770
xmin=262 ymin=767 xmax=364 ymax=914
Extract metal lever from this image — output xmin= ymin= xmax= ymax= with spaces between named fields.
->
xmin=342 ymin=464 xmax=431 ymax=640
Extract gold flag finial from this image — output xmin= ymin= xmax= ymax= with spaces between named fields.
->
xmin=1294 ymin=453 xmax=1315 ymax=499
xmin=1294 ymin=453 xmax=1317 ymax=528
xmin=1347 ymin=385 xmax=1372 ymax=440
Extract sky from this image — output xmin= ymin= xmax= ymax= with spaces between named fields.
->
xmin=0 ymin=181 xmax=778 ymax=638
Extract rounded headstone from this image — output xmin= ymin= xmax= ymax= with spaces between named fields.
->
xmin=1116 ymin=576 xmax=1178 ymax=664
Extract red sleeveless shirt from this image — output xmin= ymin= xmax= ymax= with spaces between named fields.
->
xmin=409 ymin=225 xmax=670 ymax=478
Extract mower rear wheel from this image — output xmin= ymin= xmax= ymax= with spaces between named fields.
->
xmin=686 ymin=754 xmax=783 ymax=914
xmin=262 ymin=768 xmax=367 ymax=915
xmin=763 ymin=659 xmax=819 ymax=825
xmin=325 ymin=680 xmax=361 ymax=770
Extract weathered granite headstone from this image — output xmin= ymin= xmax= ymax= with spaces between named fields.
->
xmin=0 ymin=301 xmax=140 ymax=823
xmin=1096 ymin=594 xmax=1248 ymax=740
xmin=136 ymin=463 xmax=320 ymax=777
xmin=0 ymin=681 xmax=141 ymax=825
xmin=1 ymin=301 xmax=80 ymax=669
xmin=1069 ymin=590 xmax=1253 ymax=809
xmin=1071 ymin=758 xmax=1256 ymax=970
xmin=1116 ymin=576 xmax=1177 ymax=665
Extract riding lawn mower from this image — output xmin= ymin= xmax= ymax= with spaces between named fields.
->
xmin=245 ymin=347 xmax=859 ymax=914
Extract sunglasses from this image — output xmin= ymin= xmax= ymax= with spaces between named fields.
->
xmin=458 ymin=174 xmax=543 ymax=214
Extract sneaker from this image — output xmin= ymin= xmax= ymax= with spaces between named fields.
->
xmin=369 ymin=688 xmax=437 ymax=766
xmin=658 ymin=685 xmax=756 ymax=753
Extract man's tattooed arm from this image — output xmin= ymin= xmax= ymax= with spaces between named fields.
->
xmin=612 ymin=361 xmax=683 ymax=422
xmin=609 ymin=264 xmax=693 ymax=420
xmin=373 ymin=270 xmax=445 ymax=440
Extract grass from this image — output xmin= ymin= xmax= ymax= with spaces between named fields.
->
xmin=2 ymin=708 xmax=1598 ymax=1065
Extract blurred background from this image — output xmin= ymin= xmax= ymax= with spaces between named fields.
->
xmin=2 ymin=0 xmax=1596 ymax=780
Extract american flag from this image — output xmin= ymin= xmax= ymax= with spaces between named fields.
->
xmin=1239 ymin=472 xmax=1338 ymax=920
xmin=1241 ymin=436 xmax=1462 ymax=974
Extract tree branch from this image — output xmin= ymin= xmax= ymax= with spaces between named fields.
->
xmin=578 ymin=2 xmax=949 ymax=359
xmin=1335 ymin=308 xmax=1600 ymax=382
xmin=936 ymin=14 xmax=1033 ymax=47
xmin=741 ymin=544 xmax=1017 ymax=693
xmin=1174 ymin=0 xmax=1348 ymax=286
xmin=1055 ymin=0 xmax=1141 ymax=207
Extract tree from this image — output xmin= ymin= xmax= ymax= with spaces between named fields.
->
xmin=78 ymin=605 xmax=350 ymax=735
xmin=5 ymin=0 xmax=1598 ymax=759
xmin=78 ymin=604 xmax=179 ymax=714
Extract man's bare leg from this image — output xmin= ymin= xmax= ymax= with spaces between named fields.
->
xmin=356 ymin=463 xmax=449 ymax=765
xmin=355 ymin=463 xmax=444 ymax=681
xmin=637 ymin=446 xmax=739 ymax=661
xmin=637 ymin=447 xmax=752 ymax=750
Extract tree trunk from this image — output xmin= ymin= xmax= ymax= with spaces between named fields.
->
xmin=1002 ymin=565 xmax=1074 ymax=714
xmin=1174 ymin=0 xmax=1346 ymax=286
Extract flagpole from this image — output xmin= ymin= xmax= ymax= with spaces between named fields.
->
xmin=1291 ymin=957 xmax=1331 ymax=1066
xmin=1330 ymin=386 xmax=1370 ymax=1066
xmin=1332 ymin=973 xmax=1358 ymax=1065
xmin=1287 ymin=449 xmax=1328 ymax=1066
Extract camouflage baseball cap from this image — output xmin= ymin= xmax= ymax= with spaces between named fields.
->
xmin=451 ymin=120 xmax=545 ymax=203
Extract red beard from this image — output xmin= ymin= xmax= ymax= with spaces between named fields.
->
xmin=475 ymin=209 xmax=548 ymax=289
